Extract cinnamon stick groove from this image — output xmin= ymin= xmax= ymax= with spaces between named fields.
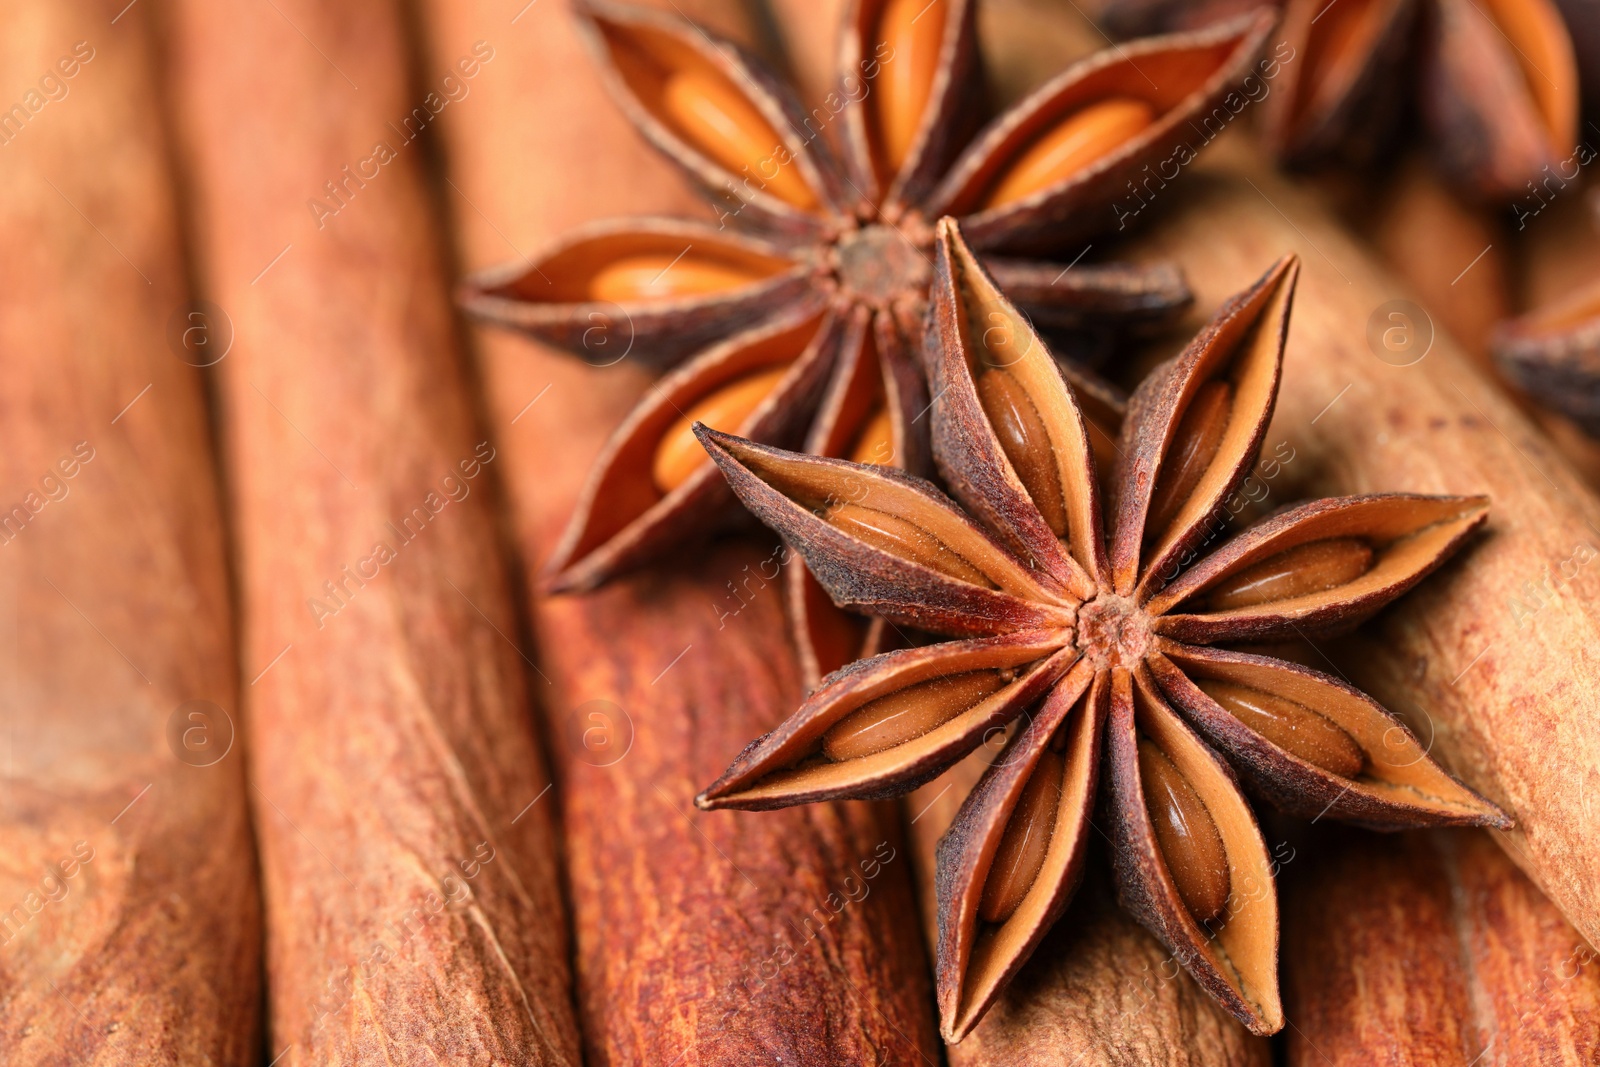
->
xmin=414 ymin=0 xmax=943 ymax=1059
xmin=0 ymin=0 xmax=261 ymax=1061
xmin=158 ymin=0 xmax=580 ymax=1060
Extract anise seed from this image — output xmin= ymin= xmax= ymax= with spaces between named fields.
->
xmin=588 ymin=253 xmax=766 ymax=302
xmin=977 ymin=749 xmax=1063 ymax=923
xmin=825 ymin=502 xmax=995 ymax=586
xmin=653 ymin=366 xmax=789 ymax=493
xmin=977 ymin=368 xmax=1069 ymax=535
xmin=982 ymin=97 xmax=1155 ymax=209
xmin=661 ymin=66 xmax=817 ymax=208
xmin=1197 ymin=679 xmax=1366 ymax=779
xmin=848 ymin=407 xmax=895 ymax=465
xmin=821 ymin=670 xmax=1006 ymax=760
xmin=1146 ymin=379 xmax=1232 ymax=540
xmin=874 ymin=0 xmax=946 ymax=174
xmin=1204 ymin=538 xmax=1374 ymax=611
xmin=1138 ymin=738 xmax=1230 ymax=925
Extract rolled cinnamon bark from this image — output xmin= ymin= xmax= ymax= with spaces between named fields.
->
xmin=1282 ymin=828 xmax=1600 ymax=1065
xmin=413 ymin=0 xmax=941 ymax=1060
xmin=0 ymin=0 xmax=260 ymax=1061
xmin=1126 ymin=137 xmax=1600 ymax=955
xmin=159 ymin=0 xmax=580 ymax=1060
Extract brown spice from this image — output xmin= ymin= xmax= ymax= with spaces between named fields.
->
xmin=413 ymin=0 xmax=944 ymax=1060
xmin=694 ymin=221 xmax=1506 ymax=1039
xmin=907 ymin=753 xmax=1270 ymax=1065
xmin=460 ymin=0 xmax=1281 ymax=685
xmin=0 ymin=1 xmax=262 ymax=1060
xmin=159 ymin=0 xmax=581 ymax=1060
xmin=1128 ymin=137 xmax=1600 ymax=965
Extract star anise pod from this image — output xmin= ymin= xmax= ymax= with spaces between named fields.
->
xmin=1494 ymin=278 xmax=1600 ymax=437
xmin=1104 ymin=0 xmax=1582 ymax=203
xmin=460 ymin=0 xmax=1278 ymax=682
xmin=692 ymin=219 xmax=1509 ymax=1039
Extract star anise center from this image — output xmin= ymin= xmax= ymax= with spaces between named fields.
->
xmin=1074 ymin=593 xmax=1151 ymax=669
xmin=831 ymin=222 xmax=932 ymax=308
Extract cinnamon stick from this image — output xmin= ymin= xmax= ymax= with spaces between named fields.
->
xmin=1282 ymin=828 xmax=1600 ymax=1065
xmin=0 ymin=0 xmax=260 ymax=1060
xmin=157 ymin=0 xmax=580 ymax=1060
xmin=1125 ymin=136 xmax=1600 ymax=954
xmin=414 ymin=0 xmax=941 ymax=1060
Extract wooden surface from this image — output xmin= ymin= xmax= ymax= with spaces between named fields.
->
xmin=158 ymin=0 xmax=581 ymax=1061
xmin=0 ymin=0 xmax=262 ymax=1061
xmin=413 ymin=0 xmax=943 ymax=1062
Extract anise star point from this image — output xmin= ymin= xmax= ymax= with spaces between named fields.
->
xmin=694 ymin=218 xmax=1507 ymax=1042
xmin=459 ymin=0 xmax=1280 ymax=681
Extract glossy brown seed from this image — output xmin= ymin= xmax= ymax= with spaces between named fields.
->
xmin=653 ymin=366 xmax=789 ymax=493
xmin=874 ymin=0 xmax=946 ymax=173
xmin=1197 ymin=679 xmax=1367 ymax=779
xmin=826 ymin=502 xmax=994 ymax=586
xmin=977 ymin=368 xmax=1069 ymax=535
xmin=977 ymin=749 xmax=1064 ymax=923
xmin=848 ymin=406 xmax=895 ymax=466
xmin=1146 ymin=379 xmax=1232 ymax=540
xmin=982 ymin=97 xmax=1155 ymax=209
xmin=660 ymin=66 xmax=817 ymax=208
xmin=1139 ymin=738 xmax=1230 ymax=924
xmin=1205 ymin=538 xmax=1375 ymax=611
xmin=588 ymin=252 xmax=768 ymax=302
xmin=822 ymin=669 xmax=1007 ymax=760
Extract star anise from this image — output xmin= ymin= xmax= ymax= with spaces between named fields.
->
xmin=1494 ymin=280 xmax=1600 ymax=436
xmin=692 ymin=219 xmax=1509 ymax=1039
xmin=1102 ymin=0 xmax=1582 ymax=203
xmin=460 ymin=0 xmax=1278 ymax=682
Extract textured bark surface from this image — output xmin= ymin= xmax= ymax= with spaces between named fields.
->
xmin=1126 ymin=137 xmax=1600 ymax=955
xmin=414 ymin=0 xmax=941 ymax=1062
xmin=1283 ymin=828 xmax=1600 ymax=1065
xmin=158 ymin=0 xmax=580 ymax=1061
xmin=0 ymin=0 xmax=261 ymax=1062
xmin=907 ymin=757 xmax=1268 ymax=1066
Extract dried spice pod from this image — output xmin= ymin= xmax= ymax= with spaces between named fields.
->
xmin=161 ymin=0 xmax=582 ymax=1059
xmin=460 ymin=0 xmax=1286 ymax=684
xmin=1125 ymin=141 xmax=1600 ymax=977
xmin=416 ymin=0 xmax=945 ymax=1059
xmin=695 ymin=220 xmax=1506 ymax=1039
xmin=1282 ymin=827 xmax=1600 ymax=1065
xmin=1146 ymin=0 xmax=1583 ymax=202
xmin=0 ymin=0 xmax=261 ymax=1059
xmin=903 ymin=738 xmax=1269 ymax=1064
xmin=459 ymin=218 xmax=813 ymax=368
xmin=545 ymin=303 xmax=837 ymax=591
xmin=1494 ymin=278 xmax=1600 ymax=436
xmin=1421 ymin=0 xmax=1581 ymax=202
xmin=1260 ymin=0 xmax=1418 ymax=169
xmin=928 ymin=10 xmax=1278 ymax=251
